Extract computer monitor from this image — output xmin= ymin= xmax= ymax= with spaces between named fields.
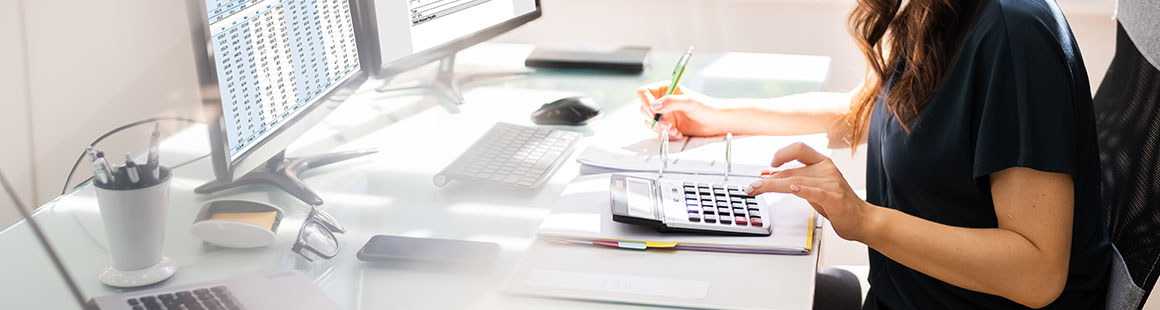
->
xmin=355 ymin=0 xmax=541 ymax=111
xmin=186 ymin=0 xmax=375 ymax=205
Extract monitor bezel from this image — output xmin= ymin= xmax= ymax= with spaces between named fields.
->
xmin=355 ymin=0 xmax=542 ymax=79
xmin=187 ymin=0 xmax=370 ymax=183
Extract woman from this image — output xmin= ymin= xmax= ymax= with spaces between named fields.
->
xmin=637 ymin=0 xmax=1110 ymax=308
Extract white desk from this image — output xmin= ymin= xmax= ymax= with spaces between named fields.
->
xmin=0 ymin=43 xmax=830 ymax=309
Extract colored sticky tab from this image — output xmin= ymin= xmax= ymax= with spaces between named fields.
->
xmin=617 ymin=241 xmax=647 ymax=250
xmin=644 ymin=241 xmax=680 ymax=248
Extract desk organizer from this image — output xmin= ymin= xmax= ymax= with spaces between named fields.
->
xmin=191 ymin=200 xmax=284 ymax=248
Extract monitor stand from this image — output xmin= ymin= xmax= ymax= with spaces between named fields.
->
xmin=194 ymin=149 xmax=377 ymax=206
xmin=375 ymin=54 xmax=534 ymax=113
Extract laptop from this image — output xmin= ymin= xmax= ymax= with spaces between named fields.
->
xmin=0 ymin=168 xmax=339 ymax=310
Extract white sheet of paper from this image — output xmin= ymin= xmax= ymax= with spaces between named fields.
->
xmin=524 ymin=269 xmax=711 ymax=300
xmin=577 ymin=134 xmax=829 ymax=177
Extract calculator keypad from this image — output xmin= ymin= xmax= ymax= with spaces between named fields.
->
xmin=680 ymin=182 xmax=763 ymax=227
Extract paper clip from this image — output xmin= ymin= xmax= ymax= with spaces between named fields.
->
xmin=658 ymin=129 xmax=669 ymax=178
xmin=724 ymin=133 xmax=732 ymax=181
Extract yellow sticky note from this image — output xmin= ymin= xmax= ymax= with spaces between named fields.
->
xmin=210 ymin=211 xmax=278 ymax=230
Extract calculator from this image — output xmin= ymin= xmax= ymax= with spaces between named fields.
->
xmin=609 ymin=174 xmax=771 ymax=236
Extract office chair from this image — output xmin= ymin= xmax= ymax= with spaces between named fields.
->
xmin=1094 ymin=23 xmax=1160 ymax=310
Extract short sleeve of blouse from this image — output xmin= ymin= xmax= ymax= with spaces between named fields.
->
xmin=971 ymin=12 xmax=1080 ymax=182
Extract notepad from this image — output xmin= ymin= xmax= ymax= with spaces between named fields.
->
xmin=210 ymin=211 xmax=279 ymax=230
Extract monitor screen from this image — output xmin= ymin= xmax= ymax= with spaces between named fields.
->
xmin=375 ymin=0 xmax=537 ymax=66
xmin=205 ymin=0 xmax=361 ymax=159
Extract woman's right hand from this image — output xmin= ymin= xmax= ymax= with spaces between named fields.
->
xmin=636 ymin=81 xmax=729 ymax=139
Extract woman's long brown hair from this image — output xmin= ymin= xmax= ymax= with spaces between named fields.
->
xmin=846 ymin=0 xmax=982 ymax=145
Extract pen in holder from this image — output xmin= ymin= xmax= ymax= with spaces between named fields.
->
xmin=93 ymin=165 xmax=177 ymax=287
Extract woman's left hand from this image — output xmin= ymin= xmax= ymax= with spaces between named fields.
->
xmin=744 ymin=143 xmax=875 ymax=241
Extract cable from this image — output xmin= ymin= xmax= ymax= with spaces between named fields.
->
xmin=61 ymin=117 xmax=202 ymax=195
xmin=0 ymin=166 xmax=89 ymax=309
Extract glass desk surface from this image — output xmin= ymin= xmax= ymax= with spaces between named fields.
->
xmin=0 ymin=43 xmax=829 ymax=309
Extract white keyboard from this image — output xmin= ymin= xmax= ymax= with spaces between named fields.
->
xmin=433 ymin=123 xmax=582 ymax=188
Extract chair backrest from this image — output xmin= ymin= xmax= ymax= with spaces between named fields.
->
xmin=1095 ymin=22 xmax=1160 ymax=309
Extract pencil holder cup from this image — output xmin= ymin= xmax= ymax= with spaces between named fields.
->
xmin=93 ymin=166 xmax=177 ymax=287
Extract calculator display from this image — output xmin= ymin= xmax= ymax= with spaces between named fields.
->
xmin=625 ymin=177 xmax=656 ymax=218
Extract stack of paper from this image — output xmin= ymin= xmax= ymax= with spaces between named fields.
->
xmin=537 ymin=173 xmax=817 ymax=255
xmin=576 ymin=134 xmax=830 ymax=177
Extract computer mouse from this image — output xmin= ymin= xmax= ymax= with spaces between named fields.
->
xmin=531 ymin=96 xmax=602 ymax=126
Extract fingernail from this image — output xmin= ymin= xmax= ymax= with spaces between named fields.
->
xmin=790 ymin=184 xmax=801 ymax=192
xmin=651 ymin=99 xmax=663 ymax=110
xmin=749 ymin=180 xmax=763 ymax=189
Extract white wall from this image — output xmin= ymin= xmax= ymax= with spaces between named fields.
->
xmin=0 ymin=0 xmax=205 ymax=227
xmin=0 ymin=0 xmax=36 ymax=226
xmin=23 ymin=0 xmax=204 ymax=202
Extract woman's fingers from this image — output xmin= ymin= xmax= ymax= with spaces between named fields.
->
xmin=745 ymin=175 xmax=829 ymax=196
xmin=771 ymin=142 xmax=829 ymax=167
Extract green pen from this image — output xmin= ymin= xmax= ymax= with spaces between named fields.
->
xmin=652 ymin=46 xmax=695 ymax=128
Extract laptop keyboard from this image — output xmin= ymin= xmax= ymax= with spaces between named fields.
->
xmin=126 ymin=286 xmax=243 ymax=310
xmin=433 ymin=122 xmax=582 ymax=189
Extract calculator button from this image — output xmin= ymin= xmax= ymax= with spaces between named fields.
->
xmin=728 ymin=190 xmax=747 ymax=197
xmin=735 ymin=216 xmax=748 ymax=226
xmin=702 ymin=206 xmax=716 ymax=213
xmin=700 ymin=194 xmax=713 ymax=200
xmin=685 ymin=193 xmax=698 ymax=199
xmin=713 ymin=189 xmax=726 ymax=195
xmin=702 ymin=199 xmax=713 ymax=206
xmin=684 ymin=182 xmax=695 ymax=187
xmin=731 ymin=197 xmax=743 ymax=203
xmin=716 ymin=201 xmax=729 ymax=207
xmin=712 ymin=185 xmax=725 ymax=190
xmin=718 ymin=207 xmax=731 ymax=214
xmin=727 ymin=185 xmax=741 ymax=191
xmin=688 ymin=211 xmax=701 ymax=221
xmin=746 ymin=198 xmax=757 ymax=204
xmin=733 ymin=207 xmax=746 ymax=215
xmin=748 ymin=207 xmax=761 ymax=214
xmin=686 ymin=198 xmax=699 ymax=204
xmin=750 ymin=216 xmax=763 ymax=226
xmin=704 ymin=216 xmax=717 ymax=223
xmin=718 ymin=215 xmax=732 ymax=224
xmin=688 ymin=205 xmax=701 ymax=212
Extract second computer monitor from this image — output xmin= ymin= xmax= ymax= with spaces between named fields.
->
xmin=358 ymin=0 xmax=541 ymax=78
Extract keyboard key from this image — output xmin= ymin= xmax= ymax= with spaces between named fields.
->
xmin=128 ymin=299 xmax=140 ymax=305
xmin=735 ymin=216 xmax=748 ymax=226
xmin=750 ymin=216 xmax=764 ymax=226
xmin=132 ymin=306 xmax=145 ymax=310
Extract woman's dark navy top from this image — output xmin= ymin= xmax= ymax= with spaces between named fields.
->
xmin=864 ymin=0 xmax=1111 ymax=308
